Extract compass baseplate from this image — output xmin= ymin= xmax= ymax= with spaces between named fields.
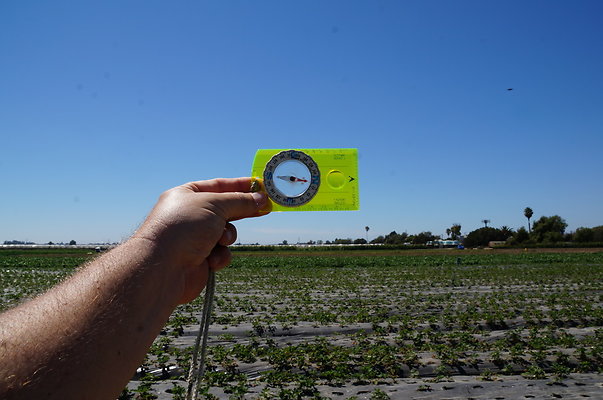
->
xmin=251 ymin=148 xmax=359 ymax=212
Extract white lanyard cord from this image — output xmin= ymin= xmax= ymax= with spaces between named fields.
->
xmin=186 ymin=269 xmax=216 ymax=400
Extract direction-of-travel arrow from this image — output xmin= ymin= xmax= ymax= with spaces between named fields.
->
xmin=348 ymin=176 xmax=355 ymax=182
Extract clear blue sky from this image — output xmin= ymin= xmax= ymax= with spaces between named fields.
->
xmin=1 ymin=1 xmax=602 ymax=244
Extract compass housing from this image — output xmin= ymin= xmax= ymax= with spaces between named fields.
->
xmin=263 ymin=150 xmax=320 ymax=207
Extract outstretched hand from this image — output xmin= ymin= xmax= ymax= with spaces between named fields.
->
xmin=134 ymin=177 xmax=268 ymax=304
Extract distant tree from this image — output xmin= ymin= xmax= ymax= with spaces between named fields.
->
xmin=450 ymin=224 xmax=461 ymax=240
xmin=543 ymin=231 xmax=564 ymax=243
xmin=592 ymin=226 xmax=603 ymax=242
xmin=446 ymin=228 xmax=451 ymax=238
xmin=482 ymin=219 xmax=490 ymax=228
xmin=531 ymin=215 xmax=567 ymax=243
xmin=500 ymin=226 xmax=514 ymax=238
xmin=353 ymin=238 xmax=367 ymax=244
xmin=365 ymin=226 xmax=370 ymax=242
xmin=334 ymin=238 xmax=353 ymax=244
xmin=574 ymin=227 xmax=594 ymax=243
xmin=69 ymin=240 xmax=77 ymax=246
xmin=384 ymin=231 xmax=408 ymax=245
xmin=370 ymin=235 xmax=385 ymax=244
xmin=464 ymin=227 xmax=509 ymax=248
xmin=513 ymin=227 xmax=530 ymax=244
xmin=524 ymin=207 xmax=534 ymax=233
xmin=281 ymin=240 xmax=288 ymax=245
xmin=47 ymin=241 xmax=54 ymax=245
xmin=411 ymin=231 xmax=438 ymax=245
xmin=383 ymin=231 xmax=396 ymax=244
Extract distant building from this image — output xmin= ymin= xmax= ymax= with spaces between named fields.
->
xmin=426 ymin=240 xmax=460 ymax=248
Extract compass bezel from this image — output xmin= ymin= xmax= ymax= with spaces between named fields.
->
xmin=263 ymin=150 xmax=321 ymax=207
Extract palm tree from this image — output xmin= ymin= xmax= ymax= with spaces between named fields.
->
xmin=451 ymin=224 xmax=461 ymax=239
xmin=500 ymin=226 xmax=514 ymax=239
xmin=482 ymin=219 xmax=490 ymax=228
xmin=365 ymin=226 xmax=370 ymax=242
xmin=524 ymin=207 xmax=533 ymax=233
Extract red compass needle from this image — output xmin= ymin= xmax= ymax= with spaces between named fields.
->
xmin=277 ymin=175 xmax=308 ymax=183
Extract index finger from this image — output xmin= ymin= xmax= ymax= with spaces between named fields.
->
xmin=182 ymin=177 xmax=253 ymax=194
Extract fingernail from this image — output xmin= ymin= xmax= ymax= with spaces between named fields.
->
xmin=223 ymin=228 xmax=234 ymax=244
xmin=251 ymin=191 xmax=267 ymax=208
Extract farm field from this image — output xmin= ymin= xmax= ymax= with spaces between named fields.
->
xmin=1 ymin=249 xmax=603 ymax=399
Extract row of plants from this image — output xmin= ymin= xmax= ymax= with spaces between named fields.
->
xmin=2 ymin=250 xmax=602 ymax=398
xmin=127 ymin=252 xmax=603 ymax=398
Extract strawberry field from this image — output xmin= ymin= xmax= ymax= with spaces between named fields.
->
xmin=2 ymin=250 xmax=603 ymax=399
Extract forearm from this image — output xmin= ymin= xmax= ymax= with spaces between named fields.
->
xmin=0 ymin=238 xmax=180 ymax=400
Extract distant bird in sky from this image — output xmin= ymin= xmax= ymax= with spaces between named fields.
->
xmin=507 ymin=88 xmax=514 ymax=91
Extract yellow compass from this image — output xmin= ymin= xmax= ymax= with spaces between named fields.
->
xmin=251 ymin=148 xmax=359 ymax=212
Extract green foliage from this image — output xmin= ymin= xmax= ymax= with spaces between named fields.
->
xmin=166 ymin=383 xmax=186 ymax=400
xmin=417 ymin=384 xmax=432 ymax=392
xmin=531 ymin=215 xmax=568 ymax=243
xmin=593 ymin=226 xmax=603 ymax=242
xmin=134 ymin=380 xmax=157 ymax=399
xmin=447 ymin=224 xmax=462 ymax=240
xmin=4 ymin=249 xmax=603 ymax=396
xmin=480 ymin=369 xmax=496 ymax=381
xmin=410 ymin=231 xmax=438 ymax=245
xmin=513 ymin=227 xmax=530 ymax=244
xmin=499 ymin=226 xmax=514 ymax=238
xmin=370 ymin=235 xmax=385 ymax=244
xmin=542 ymin=231 xmax=564 ymax=243
xmin=464 ymin=227 xmax=511 ymax=247
xmin=0 ymin=248 xmax=91 ymax=256
xmin=370 ymin=388 xmax=391 ymax=399
xmin=574 ymin=227 xmax=594 ymax=242
xmin=522 ymin=365 xmax=547 ymax=380
xmin=575 ymin=226 xmax=603 ymax=243
xmin=0 ymin=255 xmax=88 ymax=311
xmin=380 ymin=231 xmax=408 ymax=245
xmin=118 ymin=388 xmax=134 ymax=400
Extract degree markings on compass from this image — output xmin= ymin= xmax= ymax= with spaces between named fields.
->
xmin=263 ymin=150 xmax=321 ymax=207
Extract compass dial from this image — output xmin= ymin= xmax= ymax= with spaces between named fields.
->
xmin=263 ymin=150 xmax=320 ymax=207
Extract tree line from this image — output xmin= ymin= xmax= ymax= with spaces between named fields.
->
xmin=332 ymin=208 xmax=603 ymax=248
xmin=464 ymin=217 xmax=603 ymax=248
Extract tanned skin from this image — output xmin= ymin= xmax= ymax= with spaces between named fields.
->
xmin=0 ymin=177 xmax=268 ymax=400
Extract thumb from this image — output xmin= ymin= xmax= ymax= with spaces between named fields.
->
xmin=211 ymin=191 xmax=268 ymax=221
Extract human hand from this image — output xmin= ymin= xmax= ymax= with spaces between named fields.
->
xmin=134 ymin=177 xmax=268 ymax=304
